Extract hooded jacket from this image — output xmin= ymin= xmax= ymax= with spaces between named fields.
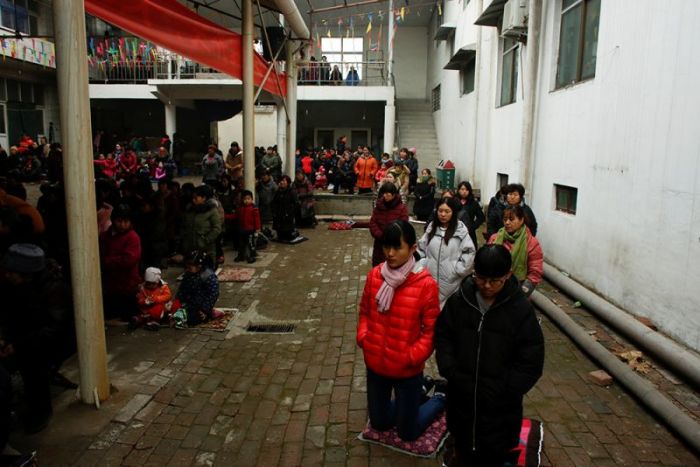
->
xmin=181 ymin=199 xmax=222 ymax=258
xmin=435 ymin=276 xmax=544 ymax=457
xmin=357 ymin=262 xmax=440 ymax=379
xmin=418 ymin=220 xmax=475 ymax=307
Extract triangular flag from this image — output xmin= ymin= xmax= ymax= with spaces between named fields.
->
xmin=327 ymin=29 xmax=331 ymax=38
xmin=366 ymin=21 xmax=372 ymax=35
xmin=437 ymin=2 xmax=442 ymax=15
xmin=400 ymin=7 xmax=405 ymax=20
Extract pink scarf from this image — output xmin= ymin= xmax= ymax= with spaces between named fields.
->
xmin=376 ymin=255 xmax=416 ymax=313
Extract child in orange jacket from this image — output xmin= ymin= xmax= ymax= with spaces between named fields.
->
xmin=132 ymin=267 xmax=173 ymax=330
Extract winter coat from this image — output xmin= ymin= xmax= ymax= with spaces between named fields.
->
xmin=357 ymin=262 xmax=440 ymax=379
xmin=176 ymin=268 xmax=219 ymax=319
xmin=354 ymin=156 xmax=378 ymax=189
xmin=272 ymin=187 xmax=299 ymax=234
xmin=488 ymin=228 xmax=544 ymax=288
xmin=99 ymin=227 xmax=142 ymax=297
xmin=418 ymin=221 xmax=475 ymax=307
xmin=261 ymin=153 xmax=283 ymax=179
xmin=413 ymin=181 xmax=436 ymax=221
xmin=435 ymin=276 xmax=544 ymax=458
xmin=0 ymin=188 xmax=45 ymax=234
xmin=486 ymin=197 xmax=538 ymax=238
xmin=458 ymin=198 xmax=486 ymax=247
xmin=301 ymin=156 xmax=314 ymax=175
xmin=225 ymin=150 xmax=243 ymax=179
xmin=181 ymin=200 xmax=222 ymax=258
xmin=256 ymin=179 xmax=277 ymax=223
xmin=369 ymin=197 xmax=409 ymax=266
xmin=201 ymin=153 xmax=224 ymax=182
xmin=237 ymin=204 xmax=261 ymax=232
xmin=136 ymin=282 xmax=173 ymax=320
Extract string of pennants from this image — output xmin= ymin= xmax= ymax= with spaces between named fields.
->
xmin=310 ymin=0 xmax=443 ymax=53
xmin=86 ymin=36 xmax=160 ymax=69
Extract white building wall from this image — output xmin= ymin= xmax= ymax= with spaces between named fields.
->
xmin=217 ymin=105 xmax=278 ymax=148
xmin=426 ymin=0 xmax=700 ymax=350
xmin=393 ymin=27 xmax=428 ymax=99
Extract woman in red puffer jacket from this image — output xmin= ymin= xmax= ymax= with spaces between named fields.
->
xmin=369 ymin=182 xmax=409 ymax=266
xmin=357 ymin=220 xmax=445 ymax=441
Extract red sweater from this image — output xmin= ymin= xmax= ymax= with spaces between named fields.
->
xmin=237 ymin=204 xmax=261 ymax=232
xmin=99 ymin=228 xmax=142 ymax=296
xmin=357 ymin=264 xmax=440 ymax=378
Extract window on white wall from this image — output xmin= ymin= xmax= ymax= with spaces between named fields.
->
xmin=321 ymin=37 xmax=364 ymax=79
xmin=431 ymin=84 xmax=441 ymax=112
xmin=461 ymin=60 xmax=476 ymax=96
xmin=556 ymin=0 xmax=601 ymax=88
xmin=499 ymin=37 xmax=518 ymax=107
xmin=0 ymin=0 xmax=30 ymax=34
xmin=555 ymin=184 xmax=578 ymax=214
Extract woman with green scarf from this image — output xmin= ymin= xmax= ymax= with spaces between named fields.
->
xmin=487 ymin=205 xmax=543 ymax=297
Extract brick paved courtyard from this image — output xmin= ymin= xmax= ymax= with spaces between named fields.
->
xmin=9 ymin=227 xmax=700 ymax=466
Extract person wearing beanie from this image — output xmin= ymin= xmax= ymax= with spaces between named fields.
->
xmin=0 ymin=243 xmax=75 ymax=433
xmin=435 ymin=244 xmax=544 ymax=466
xmin=99 ymin=204 xmax=142 ymax=320
xmin=133 ymin=267 xmax=173 ymax=331
xmin=181 ymin=184 xmax=222 ymax=260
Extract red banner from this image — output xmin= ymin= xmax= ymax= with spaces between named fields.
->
xmin=84 ymin=0 xmax=286 ymax=97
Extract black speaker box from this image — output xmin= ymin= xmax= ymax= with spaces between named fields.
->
xmin=262 ymin=27 xmax=287 ymax=61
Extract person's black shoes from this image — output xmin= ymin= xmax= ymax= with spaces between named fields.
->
xmin=433 ymin=378 xmax=448 ymax=399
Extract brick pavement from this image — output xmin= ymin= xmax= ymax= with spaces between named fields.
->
xmin=9 ymin=227 xmax=700 ymax=466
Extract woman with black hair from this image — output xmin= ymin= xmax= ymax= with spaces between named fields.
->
xmin=418 ymin=197 xmax=475 ymax=308
xmin=369 ymin=182 xmax=409 ymax=266
xmin=357 ymin=220 xmax=445 ymax=441
xmin=456 ymin=181 xmax=485 ymax=248
xmin=435 ymin=244 xmax=544 ymax=466
xmin=271 ymin=174 xmax=299 ymax=241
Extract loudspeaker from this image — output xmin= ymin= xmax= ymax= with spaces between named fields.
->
xmin=262 ymin=27 xmax=287 ymax=61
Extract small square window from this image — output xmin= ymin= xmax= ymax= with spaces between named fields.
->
xmin=431 ymin=84 xmax=441 ymax=112
xmin=497 ymin=173 xmax=509 ymax=190
xmin=555 ymin=184 xmax=578 ymax=214
xmin=461 ymin=60 xmax=476 ymax=95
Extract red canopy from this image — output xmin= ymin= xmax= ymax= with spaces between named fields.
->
xmin=84 ymin=0 xmax=286 ymax=97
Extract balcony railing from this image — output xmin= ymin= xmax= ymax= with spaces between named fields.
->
xmin=297 ymin=61 xmax=388 ymax=87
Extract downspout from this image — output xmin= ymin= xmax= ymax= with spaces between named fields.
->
xmin=519 ymin=0 xmax=541 ymax=186
xmin=272 ymin=0 xmax=310 ymax=39
xmin=532 ymin=291 xmax=700 ymax=452
xmin=470 ymin=0 xmax=483 ymax=182
xmin=544 ymin=263 xmax=700 ymax=390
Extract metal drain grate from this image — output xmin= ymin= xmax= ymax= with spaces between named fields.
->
xmin=246 ymin=323 xmax=295 ymax=333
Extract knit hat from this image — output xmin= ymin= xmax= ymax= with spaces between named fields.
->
xmin=144 ymin=267 xmax=162 ymax=284
xmin=1 ymin=243 xmax=46 ymax=273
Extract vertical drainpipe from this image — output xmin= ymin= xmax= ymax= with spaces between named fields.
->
xmin=519 ymin=0 xmax=542 ymax=192
xmin=243 ymin=0 xmax=256 ymax=198
xmin=285 ymin=43 xmax=297 ymax=178
xmin=470 ymin=0 xmax=483 ymax=182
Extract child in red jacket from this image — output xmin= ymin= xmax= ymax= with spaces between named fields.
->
xmin=132 ymin=267 xmax=173 ymax=330
xmin=357 ymin=220 xmax=445 ymax=441
xmin=235 ymin=190 xmax=261 ymax=263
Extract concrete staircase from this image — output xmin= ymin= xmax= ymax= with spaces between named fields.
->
xmin=396 ymin=99 xmax=442 ymax=173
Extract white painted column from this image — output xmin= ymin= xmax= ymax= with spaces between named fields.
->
xmin=243 ymin=0 xmax=256 ymax=196
xmin=285 ymin=44 xmax=297 ymax=178
xmin=165 ymin=103 xmax=176 ymax=141
xmin=52 ymin=0 xmax=109 ymax=404
xmin=383 ymin=100 xmax=396 ymax=155
xmin=276 ymin=100 xmax=286 ymax=164
xmin=387 ymin=0 xmax=394 ymax=84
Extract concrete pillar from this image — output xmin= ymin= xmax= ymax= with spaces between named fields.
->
xmin=276 ymin=100 xmax=286 ymax=163
xmin=243 ymin=0 xmax=255 ymax=196
xmin=285 ymin=44 xmax=297 ymax=178
xmin=165 ymin=103 xmax=176 ymax=141
xmin=383 ymin=102 xmax=396 ymax=155
xmin=52 ymin=0 xmax=109 ymax=404
xmin=387 ymin=0 xmax=394 ymax=84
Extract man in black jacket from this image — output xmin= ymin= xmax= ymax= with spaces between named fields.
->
xmin=435 ymin=244 xmax=544 ymax=466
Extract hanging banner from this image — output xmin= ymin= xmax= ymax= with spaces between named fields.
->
xmin=84 ymin=0 xmax=286 ymax=97
xmin=0 ymin=37 xmax=55 ymax=68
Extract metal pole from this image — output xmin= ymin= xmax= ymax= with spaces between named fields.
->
xmin=243 ymin=0 xmax=256 ymax=196
xmin=387 ymin=0 xmax=394 ymax=84
xmin=285 ymin=44 xmax=297 ymax=178
xmin=165 ymin=103 xmax=176 ymax=141
xmin=52 ymin=0 xmax=109 ymax=404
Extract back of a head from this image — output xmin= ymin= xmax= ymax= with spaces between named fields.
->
xmin=474 ymin=244 xmax=512 ymax=278
xmin=378 ymin=182 xmax=398 ymax=196
xmin=195 ymin=184 xmax=213 ymax=199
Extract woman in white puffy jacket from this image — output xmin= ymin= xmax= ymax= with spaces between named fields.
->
xmin=418 ymin=197 xmax=476 ymax=308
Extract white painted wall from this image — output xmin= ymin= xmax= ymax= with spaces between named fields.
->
xmin=425 ymin=0 xmax=700 ymax=350
xmin=217 ymin=105 xmax=278 ymax=148
xmin=393 ymin=27 xmax=428 ymax=99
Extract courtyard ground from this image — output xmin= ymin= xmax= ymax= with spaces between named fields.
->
xmin=8 ymin=226 xmax=700 ymax=466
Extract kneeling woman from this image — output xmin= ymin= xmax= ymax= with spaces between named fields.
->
xmin=357 ymin=220 xmax=445 ymax=441
xmin=488 ymin=204 xmax=543 ymax=297
xmin=435 ymin=245 xmax=544 ymax=465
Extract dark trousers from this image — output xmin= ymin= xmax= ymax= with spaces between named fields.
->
xmin=237 ymin=230 xmax=256 ymax=260
xmin=366 ymin=367 xmax=445 ymax=441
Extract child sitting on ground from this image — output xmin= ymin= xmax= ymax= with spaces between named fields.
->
xmin=172 ymin=250 xmax=220 ymax=327
xmin=314 ymin=165 xmax=328 ymax=189
xmin=132 ymin=267 xmax=173 ymax=331
xmin=235 ymin=190 xmax=261 ymax=263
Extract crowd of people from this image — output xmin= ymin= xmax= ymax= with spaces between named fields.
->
xmin=1 ymin=123 xmax=548 ymax=464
